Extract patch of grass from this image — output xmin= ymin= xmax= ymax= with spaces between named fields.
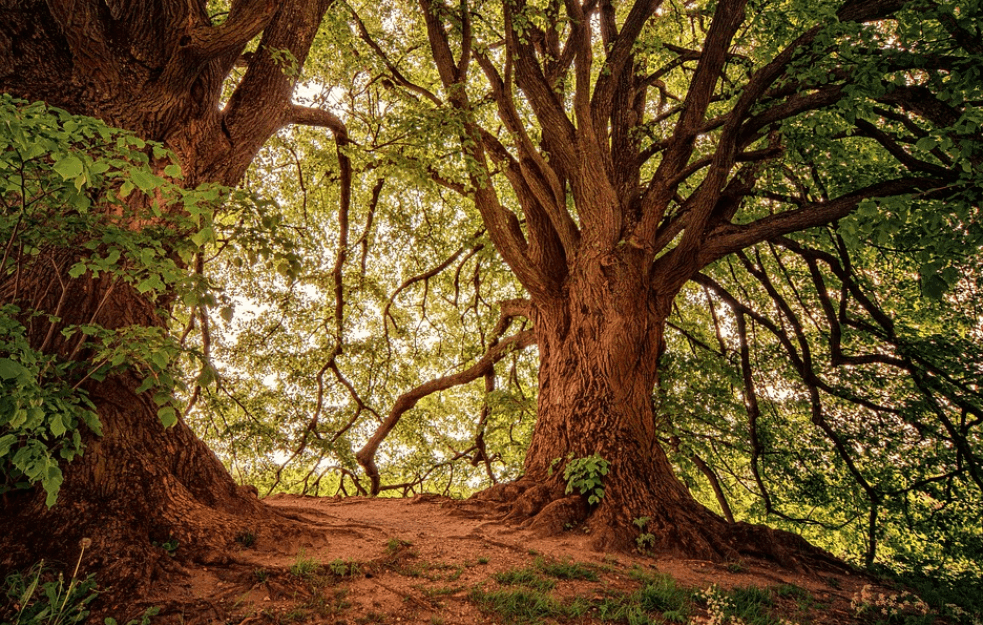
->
xmin=535 ymin=557 xmax=598 ymax=581
xmin=289 ymin=550 xmax=320 ymax=579
xmin=776 ymin=583 xmax=814 ymax=610
xmin=727 ymin=585 xmax=775 ymax=624
xmin=477 ymin=556 xmax=490 ymax=565
xmin=726 ymin=560 xmax=748 ymax=574
xmin=235 ymin=531 xmax=256 ymax=548
xmin=470 ymin=587 xmax=567 ymax=624
xmin=253 ymin=568 xmax=269 ymax=583
xmin=304 ymin=587 xmax=352 ymax=618
xmin=636 ymin=572 xmax=693 ymax=616
xmin=494 ymin=567 xmax=556 ymax=592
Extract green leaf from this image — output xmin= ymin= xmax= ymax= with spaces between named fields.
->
xmin=69 ymin=263 xmax=91 ymax=280
xmin=0 ymin=434 xmax=16 ymax=457
xmin=135 ymin=377 xmax=156 ymax=394
xmin=157 ymin=406 xmax=178 ymax=428
xmin=53 ymin=155 xmax=84 ymax=180
xmin=164 ymin=163 xmax=183 ymax=178
xmin=130 ymin=168 xmax=162 ymax=193
xmin=50 ymin=413 xmax=68 ymax=437
xmin=150 ymin=350 xmax=169 ymax=371
xmin=0 ymin=357 xmax=29 ymax=380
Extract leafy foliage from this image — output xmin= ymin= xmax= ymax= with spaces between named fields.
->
xmin=0 ymin=95 xmax=224 ymax=504
xmin=562 ymin=455 xmax=610 ymax=505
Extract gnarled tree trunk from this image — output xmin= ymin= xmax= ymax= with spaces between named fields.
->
xmin=1 ymin=0 xmax=340 ymax=595
xmin=479 ymin=251 xmax=829 ymax=567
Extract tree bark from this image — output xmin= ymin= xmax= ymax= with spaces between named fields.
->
xmin=1 ymin=0 xmax=335 ymax=595
xmin=477 ymin=250 xmax=834 ymax=567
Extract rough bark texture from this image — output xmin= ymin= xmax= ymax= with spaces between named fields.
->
xmin=475 ymin=251 xmax=834 ymax=569
xmin=1 ymin=0 xmax=337 ymax=593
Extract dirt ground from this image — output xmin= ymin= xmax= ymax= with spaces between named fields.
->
xmin=118 ymin=494 xmax=896 ymax=625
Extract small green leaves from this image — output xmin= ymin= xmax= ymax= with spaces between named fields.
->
xmin=562 ymin=454 xmax=610 ymax=505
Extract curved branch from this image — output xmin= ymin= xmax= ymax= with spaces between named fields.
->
xmin=356 ymin=329 xmax=536 ymax=495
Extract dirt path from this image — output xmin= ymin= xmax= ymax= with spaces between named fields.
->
xmin=124 ymin=494 xmax=891 ymax=625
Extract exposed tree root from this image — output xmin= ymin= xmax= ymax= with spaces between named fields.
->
xmin=0 ymin=377 xmax=284 ymax=602
xmin=474 ymin=477 xmax=845 ymax=574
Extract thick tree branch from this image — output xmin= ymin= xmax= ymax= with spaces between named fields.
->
xmin=356 ymin=329 xmax=537 ymax=494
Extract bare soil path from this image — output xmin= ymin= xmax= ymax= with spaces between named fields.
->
xmin=115 ymin=494 xmax=894 ymax=625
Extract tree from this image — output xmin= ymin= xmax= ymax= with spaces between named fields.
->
xmin=0 ymin=0 xmax=349 ymax=589
xmin=334 ymin=0 xmax=983 ymax=557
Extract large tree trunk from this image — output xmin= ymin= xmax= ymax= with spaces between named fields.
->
xmin=0 ymin=258 xmax=268 ymax=596
xmin=479 ymin=251 xmax=831 ymax=567
xmin=1 ymin=0 xmax=334 ymax=596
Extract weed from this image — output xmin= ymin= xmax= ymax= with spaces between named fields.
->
xmin=728 ymin=585 xmax=774 ymax=623
xmin=289 ymin=550 xmax=320 ymax=579
xmin=235 ymin=531 xmax=256 ymax=548
xmin=328 ymin=558 xmax=360 ymax=578
xmin=152 ymin=538 xmax=179 ymax=556
xmin=776 ymin=583 xmax=814 ymax=611
xmin=632 ymin=517 xmax=657 ymax=553
xmin=637 ymin=572 xmax=692 ymax=615
xmin=494 ymin=567 xmax=556 ymax=592
xmin=356 ymin=611 xmax=387 ymax=624
xmin=535 ymin=557 xmax=598 ymax=581
xmin=253 ymin=569 xmax=269 ymax=584
xmin=726 ymin=560 xmax=747 ymax=574
xmin=477 ymin=556 xmax=490 ymax=565
xmin=2 ymin=561 xmax=99 ymax=625
xmin=385 ymin=538 xmax=412 ymax=555
xmin=470 ymin=587 xmax=567 ymax=624
xmin=104 ymin=607 xmax=160 ymax=625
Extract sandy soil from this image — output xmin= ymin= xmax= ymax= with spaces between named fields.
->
xmin=123 ymin=494 xmax=887 ymax=625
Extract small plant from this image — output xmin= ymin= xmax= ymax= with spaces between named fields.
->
xmin=385 ymin=538 xmax=412 ymax=555
xmin=726 ymin=560 xmax=747 ymax=574
xmin=477 ymin=556 xmax=490 ymax=565
xmin=563 ymin=454 xmax=610 ymax=504
xmin=253 ymin=569 xmax=269 ymax=584
xmin=152 ymin=538 xmax=179 ymax=557
xmin=470 ymin=587 xmax=568 ymax=624
xmin=235 ymin=531 xmax=256 ymax=548
xmin=633 ymin=517 xmax=656 ymax=553
xmin=328 ymin=558 xmax=360 ymax=578
xmin=2 ymin=562 xmax=98 ymax=625
xmin=289 ymin=550 xmax=320 ymax=579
